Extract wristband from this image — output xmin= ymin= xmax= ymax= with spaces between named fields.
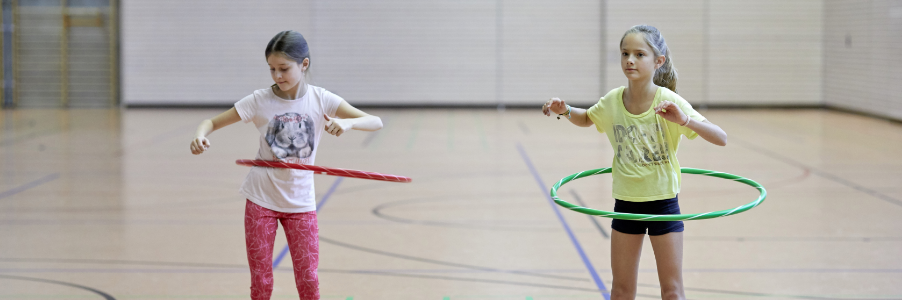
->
xmin=557 ymin=105 xmax=572 ymax=120
xmin=681 ymin=117 xmax=691 ymax=126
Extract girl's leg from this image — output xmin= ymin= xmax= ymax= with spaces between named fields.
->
xmin=281 ymin=211 xmax=319 ymax=300
xmin=610 ymin=230 xmax=645 ymax=300
xmin=649 ymin=232 xmax=685 ymax=300
xmin=245 ymin=200 xmax=281 ymax=300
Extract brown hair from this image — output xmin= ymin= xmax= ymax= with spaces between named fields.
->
xmin=620 ymin=25 xmax=677 ymax=93
xmin=265 ymin=30 xmax=310 ymax=73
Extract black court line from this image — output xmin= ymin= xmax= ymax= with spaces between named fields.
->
xmin=570 ymin=190 xmax=610 ymax=239
xmin=733 ymin=138 xmax=902 ymax=208
xmin=0 ymin=274 xmax=116 ymax=300
xmin=685 ymin=236 xmax=902 ymax=242
xmin=319 ymin=236 xmax=589 ymax=282
xmin=322 ymin=269 xmax=605 ymax=294
xmin=2 ymin=257 xmax=885 ymax=299
xmin=371 ymin=194 xmax=566 ymax=232
xmin=0 ymin=257 xmax=246 ymax=269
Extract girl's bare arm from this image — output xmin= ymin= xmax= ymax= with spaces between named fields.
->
xmin=191 ymin=108 xmax=242 ymax=155
xmin=324 ymin=100 xmax=383 ymax=137
xmin=542 ymin=97 xmax=594 ymax=127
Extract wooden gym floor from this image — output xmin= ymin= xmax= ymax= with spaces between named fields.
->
xmin=1 ymin=108 xmax=900 ymax=299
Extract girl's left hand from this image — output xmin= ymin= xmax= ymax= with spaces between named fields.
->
xmin=654 ymin=100 xmax=689 ymax=125
xmin=324 ymin=114 xmax=351 ymax=137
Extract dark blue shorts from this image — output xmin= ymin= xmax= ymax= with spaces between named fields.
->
xmin=611 ymin=196 xmax=684 ymax=236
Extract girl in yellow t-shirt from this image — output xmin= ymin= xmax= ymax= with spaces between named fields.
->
xmin=542 ymin=25 xmax=728 ymax=300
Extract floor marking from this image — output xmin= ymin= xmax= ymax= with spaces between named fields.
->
xmin=570 ymin=190 xmax=610 ymax=239
xmin=273 ymin=177 xmax=344 ymax=268
xmin=517 ymin=121 xmax=530 ymax=135
xmin=362 ymin=116 xmax=390 ymax=148
xmin=516 ymin=142 xmax=610 ymax=299
xmin=0 ymin=173 xmax=60 ymax=200
xmin=734 ymin=138 xmax=902 ymax=208
xmin=406 ymin=115 xmax=422 ymax=150
xmin=0 ymin=274 xmax=115 ymax=300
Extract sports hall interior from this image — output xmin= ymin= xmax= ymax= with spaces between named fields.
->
xmin=1 ymin=1 xmax=901 ymax=299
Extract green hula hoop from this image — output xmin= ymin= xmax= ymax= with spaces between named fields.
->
xmin=550 ymin=168 xmax=767 ymax=221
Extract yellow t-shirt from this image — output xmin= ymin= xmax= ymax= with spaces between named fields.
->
xmin=586 ymin=86 xmax=707 ymax=202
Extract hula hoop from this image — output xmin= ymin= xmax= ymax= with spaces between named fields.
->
xmin=550 ymin=168 xmax=766 ymax=221
xmin=236 ymin=159 xmax=412 ymax=183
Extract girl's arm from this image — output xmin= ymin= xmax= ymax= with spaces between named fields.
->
xmin=686 ymin=120 xmax=727 ymax=146
xmin=324 ymin=100 xmax=383 ymax=137
xmin=542 ymin=97 xmax=594 ymax=127
xmin=190 ymin=107 xmax=242 ymax=155
xmin=654 ymin=101 xmax=727 ymax=146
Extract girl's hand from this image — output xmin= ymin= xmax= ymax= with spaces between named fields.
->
xmin=190 ymin=136 xmax=210 ymax=155
xmin=324 ymin=114 xmax=352 ymax=137
xmin=542 ymin=97 xmax=568 ymax=116
xmin=654 ymin=100 xmax=689 ymax=125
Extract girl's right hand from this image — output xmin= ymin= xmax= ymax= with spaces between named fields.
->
xmin=542 ymin=97 xmax=568 ymax=116
xmin=190 ymin=136 xmax=211 ymax=155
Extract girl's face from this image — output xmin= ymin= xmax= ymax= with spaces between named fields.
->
xmin=620 ymin=33 xmax=664 ymax=82
xmin=267 ymin=54 xmax=308 ymax=92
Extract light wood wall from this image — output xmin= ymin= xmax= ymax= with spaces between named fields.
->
xmin=121 ymin=0 xmax=313 ymax=106
xmin=122 ymin=0 xmax=826 ymax=108
xmin=122 ymin=0 xmax=604 ymax=107
xmin=824 ymin=0 xmax=902 ymax=121
xmin=606 ymin=0 xmax=823 ymax=107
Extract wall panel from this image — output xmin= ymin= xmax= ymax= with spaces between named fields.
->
xmin=824 ymin=0 xmax=902 ymax=121
xmin=121 ymin=0 xmax=828 ymax=108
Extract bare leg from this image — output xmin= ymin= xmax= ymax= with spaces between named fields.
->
xmin=610 ymin=230 xmax=645 ymax=300
xmin=649 ymin=232 xmax=685 ymax=300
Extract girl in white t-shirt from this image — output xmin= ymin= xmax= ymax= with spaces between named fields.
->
xmin=189 ymin=30 xmax=382 ymax=300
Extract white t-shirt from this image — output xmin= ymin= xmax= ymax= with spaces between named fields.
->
xmin=234 ymin=84 xmax=342 ymax=213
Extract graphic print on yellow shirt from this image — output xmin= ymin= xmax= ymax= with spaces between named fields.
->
xmin=586 ymin=86 xmax=706 ymax=202
xmin=613 ymin=122 xmax=670 ymax=168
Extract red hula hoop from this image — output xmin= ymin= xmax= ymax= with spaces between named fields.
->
xmin=235 ymin=159 xmax=412 ymax=183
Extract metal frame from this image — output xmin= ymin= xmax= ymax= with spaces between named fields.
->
xmin=61 ymin=0 xmax=68 ymax=107
xmin=1 ymin=0 xmax=4 ymax=108
xmin=109 ymin=0 xmax=117 ymax=107
xmin=11 ymin=0 xmax=16 ymax=107
xmin=4 ymin=0 xmax=119 ymax=108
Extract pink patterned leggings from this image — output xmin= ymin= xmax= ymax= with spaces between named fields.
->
xmin=244 ymin=200 xmax=319 ymax=300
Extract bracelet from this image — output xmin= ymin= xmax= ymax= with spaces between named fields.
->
xmin=557 ymin=105 xmax=572 ymax=120
xmin=680 ymin=117 xmax=691 ymax=126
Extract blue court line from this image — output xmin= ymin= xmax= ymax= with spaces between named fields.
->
xmin=6 ymin=267 xmax=902 ymax=274
xmin=516 ymin=143 xmax=610 ymax=299
xmin=272 ymin=177 xmax=344 ymax=268
xmin=570 ymin=190 xmax=610 ymax=239
xmin=0 ymin=173 xmax=60 ymax=200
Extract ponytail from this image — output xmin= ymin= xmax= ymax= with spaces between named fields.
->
xmin=265 ymin=30 xmax=311 ymax=72
xmin=621 ymin=25 xmax=678 ymax=93
xmin=654 ymin=49 xmax=678 ymax=93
